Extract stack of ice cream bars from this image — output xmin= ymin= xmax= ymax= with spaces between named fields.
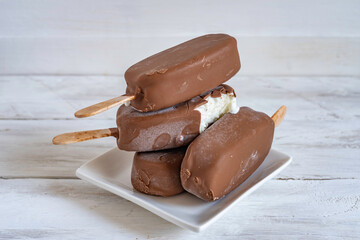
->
xmin=53 ymin=34 xmax=286 ymax=201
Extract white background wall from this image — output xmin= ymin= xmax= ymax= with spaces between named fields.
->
xmin=0 ymin=0 xmax=359 ymax=76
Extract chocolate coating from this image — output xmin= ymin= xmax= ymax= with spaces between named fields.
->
xmin=181 ymin=107 xmax=274 ymax=201
xmin=131 ymin=147 xmax=186 ymax=197
xmin=125 ymin=34 xmax=240 ymax=112
xmin=116 ymin=85 xmax=235 ymax=152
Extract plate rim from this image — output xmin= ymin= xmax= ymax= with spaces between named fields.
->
xmin=76 ymin=148 xmax=292 ymax=232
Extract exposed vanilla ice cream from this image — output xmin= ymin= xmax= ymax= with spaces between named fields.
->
xmin=117 ymin=85 xmax=238 ymax=152
xmin=196 ymin=92 xmax=238 ymax=132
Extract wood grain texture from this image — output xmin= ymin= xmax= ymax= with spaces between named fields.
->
xmin=271 ymin=105 xmax=287 ymax=127
xmin=0 ymin=76 xmax=359 ymax=179
xmin=1 ymin=0 xmax=358 ymax=37
xmin=1 ymin=75 xmax=359 ymax=121
xmin=0 ymin=75 xmax=359 ymax=238
xmin=1 ymin=37 xmax=359 ymax=76
xmin=74 ymin=95 xmax=135 ymax=118
xmin=0 ymin=120 xmax=114 ymax=178
xmin=0 ymin=0 xmax=359 ymax=75
xmin=1 ymin=119 xmax=359 ymax=179
xmin=0 ymin=76 xmax=126 ymax=119
xmin=52 ymin=128 xmax=118 ymax=145
xmin=0 ymin=179 xmax=358 ymax=239
xmin=0 ymin=0 xmax=359 ymax=237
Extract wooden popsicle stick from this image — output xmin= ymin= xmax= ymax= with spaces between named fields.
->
xmin=52 ymin=128 xmax=118 ymax=145
xmin=271 ymin=105 xmax=287 ymax=127
xmin=74 ymin=94 xmax=135 ymax=118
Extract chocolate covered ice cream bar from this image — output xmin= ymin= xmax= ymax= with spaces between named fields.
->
xmin=53 ymin=85 xmax=239 ymax=152
xmin=131 ymin=147 xmax=186 ymax=197
xmin=116 ymin=85 xmax=238 ymax=151
xmin=125 ymin=34 xmax=241 ymax=112
xmin=180 ymin=106 xmax=286 ymax=201
xmin=75 ymin=34 xmax=240 ymax=117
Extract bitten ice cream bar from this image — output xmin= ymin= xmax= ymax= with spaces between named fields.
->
xmin=52 ymin=85 xmax=238 ymax=152
xmin=74 ymin=34 xmax=240 ymax=118
xmin=116 ymin=85 xmax=238 ymax=151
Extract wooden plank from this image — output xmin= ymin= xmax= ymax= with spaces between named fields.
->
xmin=1 ymin=0 xmax=359 ymax=75
xmin=1 ymin=37 xmax=359 ymax=76
xmin=0 ymin=118 xmax=358 ymax=179
xmin=0 ymin=119 xmax=114 ymax=178
xmin=235 ymin=76 xmax=360 ymax=121
xmin=0 ymin=76 xmax=359 ymax=178
xmin=0 ymin=76 xmax=125 ymax=119
xmin=1 ymin=0 xmax=359 ymax=38
xmin=0 ymin=179 xmax=358 ymax=239
xmin=1 ymin=76 xmax=359 ymax=120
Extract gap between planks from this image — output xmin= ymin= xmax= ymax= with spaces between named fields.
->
xmin=0 ymin=118 xmax=114 ymax=120
xmin=0 ymin=176 xmax=355 ymax=181
xmin=0 ymin=74 xmax=359 ymax=77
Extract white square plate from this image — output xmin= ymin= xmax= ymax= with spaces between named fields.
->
xmin=76 ymin=148 xmax=292 ymax=232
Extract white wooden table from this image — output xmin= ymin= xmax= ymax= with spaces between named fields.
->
xmin=1 ymin=75 xmax=359 ymax=239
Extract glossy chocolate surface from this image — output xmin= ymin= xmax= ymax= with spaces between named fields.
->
xmin=181 ymin=107 xmax=275 ymax=201
xmin=116 ymin=85 xmax=235 ymax=152
xmin=131 ymin=147 xmax=186 ymax=197
xmin=125 ymin=34 xmax=240 ymax=112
